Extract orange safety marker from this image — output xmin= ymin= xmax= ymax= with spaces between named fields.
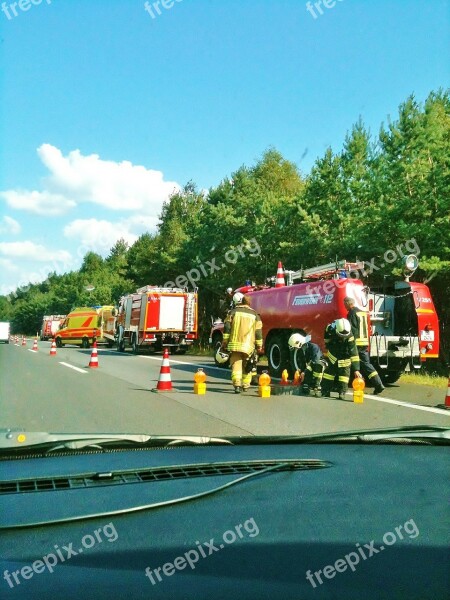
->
xmin=275 ymin=261 xmax=285 ymax=287
xmin=194 ymin=368 xmax=206 ymax=395
xmin=49 ymin=340 xmax=57 ymax=356
xmin=32 ymin=338 xmax=38 ymax=351
xmin=444 ymin=377 xmax=450 ymax=409
xmin=154 ymin=347 xmax=173 ymax=391
xmin=15 ymin=335 xmax=19 ymax=344
xmin=280 ymin=369 xmax=289 ymax=385
xmin=258 ymin=371 xmax=271 ymax=398
xmin=352 ymin=377 xmax=365 ymax=403
xmin=88 ymin=340 xmax=99 ymax=368
xmin=21 ymin=336 xmax=27 ymax=347
xmin=292 ymin=370 xmax=301 ymax=386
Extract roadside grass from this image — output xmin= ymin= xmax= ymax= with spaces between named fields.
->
xmin=399 ymin=372 xmax=448 ymax=388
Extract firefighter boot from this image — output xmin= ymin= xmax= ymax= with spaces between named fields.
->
xmin=234 ymin=386 xmax=242 ymax=394
xmin=373 ymin=382 xmax=385 ymax=395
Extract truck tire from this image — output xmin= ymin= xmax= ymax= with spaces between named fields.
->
xmin=267 ymin=334 xmax=290 ymax=378
xmin=55 ymin=337 xmax=63 ymax=348
xmin=81 ymin=337 xmax=90 ymax=349
xmin=382 ymin=371 xmax=402 ymax=384
xmin=131 ymin=334 xmax=138 ymax=355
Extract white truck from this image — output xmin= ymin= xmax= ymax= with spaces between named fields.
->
xmin=0 ymin=322 xmax=11 ymax=344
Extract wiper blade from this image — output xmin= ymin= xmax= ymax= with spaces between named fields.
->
xmin=0 ymin=430 xmax=233 ymax=452
xmin=227 ymin=426 xmax=450 ymax=445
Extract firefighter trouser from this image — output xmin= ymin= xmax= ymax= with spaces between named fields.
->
xmin=303 ymin=360 xmax=326 ymax=390
xmin=321 ymin=354 xmax=352 ymax=394
xmin=230 ymin=352 xmax=252 ymax=389
xmin=358 ymin=349 xmax=383 ymax=388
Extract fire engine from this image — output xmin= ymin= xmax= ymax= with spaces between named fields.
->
xmin=39 ymin=315 xmax=66 ymax=341
xmin=210 ymin=256 xmax=440 ymax=383
xmin=107 ymin=285 xmax=198 ymax=353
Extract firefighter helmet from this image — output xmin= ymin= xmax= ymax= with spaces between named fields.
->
xmin=233 ymin=292 xmax=244 ymax=305
xmin=215 ymin=348 xmax=230 ymax=364
xmin=334 ymin=318 xmax=352 ymax=339
xmin=288 ymin=333 xmax=307 ymax=349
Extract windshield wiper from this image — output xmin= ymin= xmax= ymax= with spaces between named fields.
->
xmin=0 ymin=430 xmax=233 ymax=453
xmin=226 ymin=426 xmax=450 ymax=446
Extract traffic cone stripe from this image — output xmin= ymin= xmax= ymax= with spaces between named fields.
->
xmin=50 ymin=341 xmax=57 ymax=356
xmin=156 ymin=348 xmax=173 ymax=391
xmin=445 ymin=378 xmax=450 ymax=408
xmin=89 ymin=342 xmax=99 ymax=368
xmin=275 ymin=261 xmax=285 ymax=287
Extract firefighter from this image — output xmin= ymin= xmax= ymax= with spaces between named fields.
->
xmin=344 ymin=297 xmax=385 ymax=395
xmin=288 ymin=333 xmax=327 ymax=396
xmin=222 ymin=292 xmax=263 ymax=393
xmin=321 ymin=318 xmax=362 ymax=400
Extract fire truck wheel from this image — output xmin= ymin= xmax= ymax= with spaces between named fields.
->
xmin=267 ymin=334 xmax=290 ymax=378
xmin=55 ymin=337 xmax=63 ymax=348
xmin=117 ymin=338 xmax=125 ymax=352
xmin=382 ymin=371 xmax=402 ymax=384
xmin=131 ymin=334 xmax=138 ymax=355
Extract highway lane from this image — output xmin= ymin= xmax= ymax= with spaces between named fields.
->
xmin=0 ymin=341 xmax=448 ymax=436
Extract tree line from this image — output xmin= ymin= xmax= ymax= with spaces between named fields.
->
xmin=1 ymin=90 xmax=449 ymax=363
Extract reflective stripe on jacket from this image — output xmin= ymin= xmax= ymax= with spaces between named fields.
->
xmin=223 ymin=305 xmax=263 ymax=355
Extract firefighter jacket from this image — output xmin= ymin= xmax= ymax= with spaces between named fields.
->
xmin=223 ymin=305 xmax=263 ymax=355
xmin=324 ymin=324 xmax=360 ymax=371
xmin=346 ymin=306 xmax=369 ymax=349
xmin=296 ymin=341 xmax=324 ymax=371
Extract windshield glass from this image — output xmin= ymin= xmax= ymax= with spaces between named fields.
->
xmin=0 ymin=0 xmax=449 ymax=441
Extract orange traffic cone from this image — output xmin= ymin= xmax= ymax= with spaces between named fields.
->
xmin=444 ymin=377 xmax=450 ymax=409
xmin=15 ymin=335 xmax=19 ymax=344
xmin=22 ymin=336 xmax=26 ymax=347
xmin=275 ymin=261 xmax=285 ymax=287
xmin=50 ymin=340 xmax=57 ymax=356
xmin=32 ymin=338 xmax=38 ymax=351
xmin=88 ymin=341 xmax=99 ymax=368
xmin=155 ymin=347 xmax=173 ymax=391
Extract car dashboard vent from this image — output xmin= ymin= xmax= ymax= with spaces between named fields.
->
xmin=0 ymin=459 xmax=330 ymax=495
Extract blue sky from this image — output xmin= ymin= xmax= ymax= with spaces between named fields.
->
xmin=0 ymin=0 xmax=448 ymax=294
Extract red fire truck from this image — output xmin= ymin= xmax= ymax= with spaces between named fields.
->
xmin=210 ymin=257 xmax=440 ymax=383
xmin=106 ymin=285 xmax=198 ymax=354
xmin=40 ymin=315 xmax=66 ymax=341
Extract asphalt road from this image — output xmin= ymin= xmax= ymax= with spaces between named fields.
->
xmin=1 ymin=341 xmax=449 ymax=436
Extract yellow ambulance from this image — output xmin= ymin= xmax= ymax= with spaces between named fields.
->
xmin=54 ymin=306 xmax=115 ymax=348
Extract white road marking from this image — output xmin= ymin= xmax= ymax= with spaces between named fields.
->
xmin=59 ymin=362 xmax=87 ymax=374
xmin=347 ymin=392 xmax=450 ymax=416
xmin=27 ymin=349 xmax=37 ymax=353
xmin=138 ymin=354 xmax=226 ymax=372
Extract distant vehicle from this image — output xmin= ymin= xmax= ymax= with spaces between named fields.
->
xmin=54 ymin=306 xmax=114 ymax=348
xmin=210 ymin=256 xmax=439 ymax=382
xmin=39 ymin=315 xmax=66 ymax=341
xmin=109 ymin=285 xmax=198 ymax=354
xmin=0 ymin=322 xmax=10 ymax=344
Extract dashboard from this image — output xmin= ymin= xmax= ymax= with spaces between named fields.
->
xmin=1 ymin=442 xmax=448 ymax=599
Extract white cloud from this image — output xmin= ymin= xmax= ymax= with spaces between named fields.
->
xmin=1 ymin=190 xmax=76 ymax=216
xmin=63 ymin=215 xmax=159 ymax=256
xmin=0 ymin=241 xmax=72 ymax=264
xmin=0 ymin=215 xmax=21 ymax=234
xmin=0 ymin=144 xmax=181 ymax=218
xmin=0 ymin=258 xmax=19 ymax=272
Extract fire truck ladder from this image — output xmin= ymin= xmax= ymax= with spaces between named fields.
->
xmin=374 ymin=333 xmax=389 ymax=369
xmin=408 ymin=335 xmax=422 ymax=370
xmin=290 ymin=260 xmax=365 ymax=281
xmin=185 ymin=295 xmax=196 ymax=332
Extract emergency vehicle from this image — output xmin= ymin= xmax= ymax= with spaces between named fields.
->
xmin=210 ymin=256 xmax=439 ymax=382
xmin=54 ymin=306 xmax=115 ymax=348
xmin=109 ymin=286 xmax=198 ymax=353
xmin=39 ymin=315 xmax=66 ymax=341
